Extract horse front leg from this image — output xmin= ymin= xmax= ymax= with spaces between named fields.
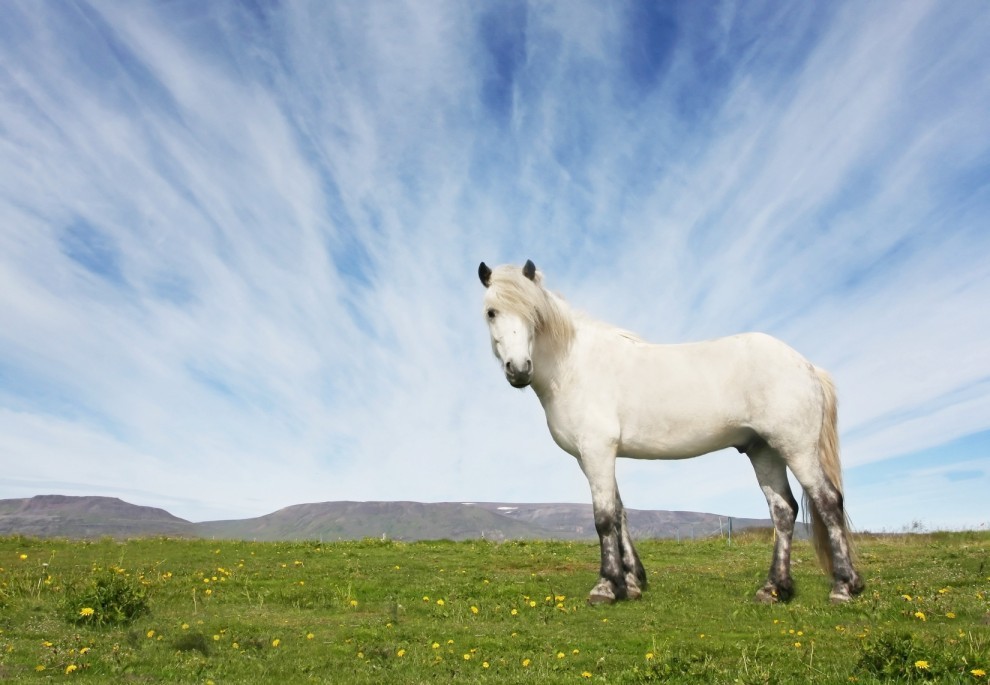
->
xmin=617 ymin=495 xmax=647 ymax=599
xmin=580 ymin=447 xmax=628 ymax=605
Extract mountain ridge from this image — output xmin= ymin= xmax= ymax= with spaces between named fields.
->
xmin=0 ymin=495 xmax=788 ymax=541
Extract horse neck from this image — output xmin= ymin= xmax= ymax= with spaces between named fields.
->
xmin=529 ymin=296 xmax=576 ymax=398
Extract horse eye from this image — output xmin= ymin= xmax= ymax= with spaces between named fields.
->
xmin=487 ymin=308 xmax=496 ymax=320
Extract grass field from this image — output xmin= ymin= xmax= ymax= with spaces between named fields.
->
xmin=1 ymin=531 xmax=988 ymax=683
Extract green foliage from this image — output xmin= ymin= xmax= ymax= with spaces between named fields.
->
xmin=0 ymin=533 xmax=987 ymax=682
xmin=65 ymin=567 xmax=149 ymax=626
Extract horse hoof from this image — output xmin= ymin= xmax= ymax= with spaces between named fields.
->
xmin=588 ymin=591 xmax=616 ymax=606
xmin=624 ymin=574 xmax=643 ymax=600
xmin=830 ymin=590 xmax=852 ymax=604
xmin=754 ymin=586 xmax=780 ymax=604
xmin=588 ymin=579 xmax=617 ymax=605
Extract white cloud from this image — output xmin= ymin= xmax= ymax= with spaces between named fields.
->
xmin=0 ymin=1 xmax=988 ymax=531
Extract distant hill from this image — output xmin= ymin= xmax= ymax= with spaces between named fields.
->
xmin=0 ymin=495 xmax=791 ymax=541
xmin=0 ymin=495 xmax=194 ymax=538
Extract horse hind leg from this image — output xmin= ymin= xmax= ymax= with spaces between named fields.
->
xmin=786 ymin=450 xmax=864 ymax=603
xmin=804 ymin=478 xmax=864 ymax=603
xmin=748 ymin=442 xmax=798 ymax=603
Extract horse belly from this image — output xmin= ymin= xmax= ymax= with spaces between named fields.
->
xmin=612 ymin=361 xmax=754 ymax=459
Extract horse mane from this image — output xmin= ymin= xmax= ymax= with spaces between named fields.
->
xmin=486 ymin=265 xmax=576 ymax=349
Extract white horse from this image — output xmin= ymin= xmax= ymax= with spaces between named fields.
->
xmin=478 ymin=260 xmax=863 ymax=605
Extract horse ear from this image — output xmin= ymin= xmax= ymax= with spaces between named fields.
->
xmin=523 ymin=259 xmax=537 ymax=281
xmin=478 ymin=262 xmax=492 ymax=287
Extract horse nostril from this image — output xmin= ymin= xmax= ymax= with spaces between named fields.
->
xmin=505 ymin=360 xmax=513 ymax=373
xmin=525 ymin=359 xmax=532 ymax=373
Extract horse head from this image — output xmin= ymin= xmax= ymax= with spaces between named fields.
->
xmin=478 ymin=260 xmax=539 ymax=388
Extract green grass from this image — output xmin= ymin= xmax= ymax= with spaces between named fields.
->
xmin=1 ymin=532 xmax=988 ymax=683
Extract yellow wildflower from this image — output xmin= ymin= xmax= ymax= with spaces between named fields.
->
xmin=470 ymin=606 xmax=479 ymax=614
xmin=19 ymin=554 xmax=27 ymax=560
xmin=213 ymin=635 xmax=220 ymax=641
xmin=349 ymin=599 xmax=358 ymax=608
xmin=646 ymin=652 xmax=655 ymax=660
xmin=463 ymin=653 xmax=471 ymax=660
xmin=79 ymin=647 xmax=90 ymax=655
xmin=971 ymin=668 xmax=986 ymax=677
xmin=35 ymin=665 xmax=45 ymax=672
xmin=914 ymin=611 xmax=926 ymax=621
xmin=522 ymin=658 xmax=531 ymax=667
xmin=915 ymin=660 xmax=930 ymax=670
xmin=582 ymin=672 xmax=592 ymax=678
xmin=483 ymin=661 xmax=490 ymax=669
xmin=396 ymin=648 xmax=406 ymax=657
xmin=146 ymin=630 xmax=154 ymax=639
xmin=557 ymin=652 xmax=565 ymax=659
xmin=307 ymin=633 xmax=314 ymax=640
xmin=946 ymin=612 xmax=956 ymax=619
xmin=65 ymin=664 xmax=77 ymax=674
xmin=79 ymin=607 xmax=95 ymax=617
xmin=436 ymin=599 xmax=445 ymax=606
xmin=271 ymin=639 xmax=280 ymax=648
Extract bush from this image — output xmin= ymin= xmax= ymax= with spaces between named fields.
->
xmin=65 ymin=569 xmax=149 ymax=626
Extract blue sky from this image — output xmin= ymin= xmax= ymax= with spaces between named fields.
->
xmin=1 ymin=1 xmax=988 ymax=531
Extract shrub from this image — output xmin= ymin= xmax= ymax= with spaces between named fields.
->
xmin=65 ymin=569 xmax=149 ymax=626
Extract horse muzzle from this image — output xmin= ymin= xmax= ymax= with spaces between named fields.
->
xmin=504 ymin=359 xmax=532 ymax=388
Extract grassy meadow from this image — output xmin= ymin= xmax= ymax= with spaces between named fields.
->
xmin=1 ymin=531 xmax=988 ymax=683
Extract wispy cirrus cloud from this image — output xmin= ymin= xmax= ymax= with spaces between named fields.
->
xmin=0 ymin=0 xmax=987 ymax=530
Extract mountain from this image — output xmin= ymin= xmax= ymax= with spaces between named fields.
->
xmin=0 ymin=495 xmax=788 ymax=541
xmin=0 ymin=495 xmax=194 ymax=538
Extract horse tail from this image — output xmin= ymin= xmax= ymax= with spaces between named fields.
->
xmin=805 ymin=367 xmax=851 ymax=575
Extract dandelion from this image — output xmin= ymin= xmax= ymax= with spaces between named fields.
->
xmin=971 ymin=668 xmax=986 ymax=677
xmin=555 ymin=595 xmax=566 ymax=602
xmin=470 ymin=606 xmax=479 ymax=615
xmin=511 ymin=608 xmax=518 ymax=616
xmin=65 ymin=664 xmax=77 ymax=674
xmin=272 ymin=639 xmax=281 ymax=648
xmin=915 ymin=660 xmax=930 ymax=670
xmin=573 ymin=649 xmax=580 ymax=655
xmin=432 ymin=642 xmax=440 ymax=649
xmin=35 ymin=665 xmax=45 ymax=672
xmin=794 ymin=642 xmax=802 ymax=648
xmin=79 ymin=647 xmax=90 ymax=655
xmin=463 ymin=654 xmax=471 ymax=660
xmin=557 ymin=652 xmax=565 ymax=659
xmin=447 ymin=639 xmax=454 ymax=645
xmin=357 ymin=652 xmax=364 ymax=659
xmin=349 ymin=599 xmax=358 ymax=608
xmin=232 ymin=642 xmax=239 ymax=649
xmin=397 ymin=648 xmax=406 ymax=657
xmin=645 ymin=652 xmax=655 ymax=660
xmin=914 ymin=611 xmax=926 ymax=621
xmin=938 ymin=587 xmax=949 ymax=594
xmin=181 ymin=623 xmax=189 ymax=630
xmin=902 ymin=594 xmax=912 ymax=601
xmin=483 ymin=661 xmax=490 ymax=669
xmin=146 ymin=630 xmax=155 ymax=639
xmin=213 ymin=634 xmax=220 ymax=641
xmin=79 ymin=607 xmax=95 ymax=617
xmin=423 ymin=596 xmax=430 ymax=602
xmin=529 ymin=600 xmax=537 ymax=608
xmin=582 ymin=672 xmax=593 ymax=678
xmin=522 ymin=658 xmax=531 ymax=667
xmin=307 ymin=633 xmax=315 ymax=640
xmin=436 ymin=599 xmax=445 ymax=606
xmin=19 ymin=554 xmax=27 ymax=560
xmin=946 ymin=612 xmax=956 ymax=619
